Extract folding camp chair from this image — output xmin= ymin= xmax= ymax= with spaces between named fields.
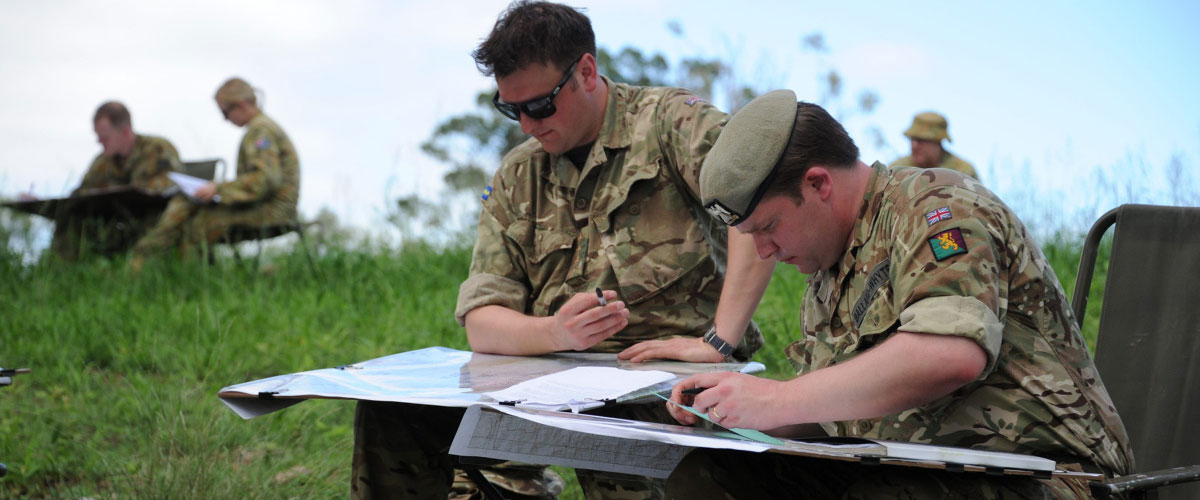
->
xmin=1071 ymin=204 xmax=1200 ymax=499
xmin=219 ymin=220 xmax=319 ymax=276
xmin=181 ymin=158 xmax=226 ymax=182
xmin=180 ymin=159 xmax=316 ymax=275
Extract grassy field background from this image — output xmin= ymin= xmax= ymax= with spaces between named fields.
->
xmin=0 ymin=230 xmax=1108 ymax=499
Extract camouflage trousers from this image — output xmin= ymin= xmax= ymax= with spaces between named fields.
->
xmin=133 ymin=194 xmax=294 ymax=258
xmin=352 ymin=400 xmax=672 ymax=500
xmin=665 ymin=448 xmax=1096 ymax=500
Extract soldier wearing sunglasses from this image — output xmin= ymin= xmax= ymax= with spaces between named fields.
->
xmin=351 ymin=1 xmax=777 ymax=499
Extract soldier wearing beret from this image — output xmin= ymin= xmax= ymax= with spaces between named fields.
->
xmin=890 ymin=111 xmax=979 ymax=179
xmin=663 ymin=91 xmax=1131 ymax=498
xmin=132 ymin=77 xmax=299 ymax=262
xmin=49 ymin=101 xmax=181 ymax=260
xmin=351 ymin=1 xmax=774 ymax=499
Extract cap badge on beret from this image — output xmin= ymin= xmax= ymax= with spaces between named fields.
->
xmin=705 ymin=201 xmax=740 ymax=225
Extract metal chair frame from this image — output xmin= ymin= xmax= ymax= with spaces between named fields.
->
xmin=1072 ymin=204 xmax=1200 ymax=499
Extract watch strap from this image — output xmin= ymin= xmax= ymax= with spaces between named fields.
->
xmin=703 ymin=325 xmax=735 ymax=357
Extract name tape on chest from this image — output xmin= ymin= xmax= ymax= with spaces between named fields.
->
xmin=851 ymin=258 xmax=891 ymax=328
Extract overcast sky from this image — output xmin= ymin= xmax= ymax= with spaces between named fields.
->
xmin=2 ymin=0 xmax=1197 ymax=238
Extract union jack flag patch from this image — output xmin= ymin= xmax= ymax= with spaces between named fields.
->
xmin=925 ymin=207 xmax=952 ymax=226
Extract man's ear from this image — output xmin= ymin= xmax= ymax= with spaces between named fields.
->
xmin=805 ymin=167 xmax=835 ymax=201
xmin=578 ymin=53 xmax=598 ymax=91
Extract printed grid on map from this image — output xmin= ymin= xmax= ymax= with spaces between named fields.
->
xmin=453 ymin=408 xmax=690 ymax=478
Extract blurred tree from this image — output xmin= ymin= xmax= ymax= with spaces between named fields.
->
xmin=397 ymin=29 xmax=884 ymax=238
xmin=410 ymin=45 xmax=692 ymax=214
xmin=801 ymin=32 xmax=886 ymax=152
xmin=394 ymin=45 xmax=745 ymax=237
xmin=308 ymin=207 xmax=359 ymax=249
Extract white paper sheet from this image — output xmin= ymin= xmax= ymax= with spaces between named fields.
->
xmin=484 ymin=366 xmax=674 ymax=412
xmin=218 ymin=347 xmax=765 ymax=419
xmin=488 ymin=404 xmax=771 ymax=453
xmin=168 ymin=172 xmax=221 ymax=202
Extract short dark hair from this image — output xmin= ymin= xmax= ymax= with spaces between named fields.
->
xmin=763 ymin=102 xmax=859 ymax=203
xmin=472 ymin=0 xmax=596 ymax=78
xmin=93 ymin=101 xmax=131 ymax=130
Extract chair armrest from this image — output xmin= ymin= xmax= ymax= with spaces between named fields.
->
xmin=1089 ymin=464 xmax=1200 ymax=499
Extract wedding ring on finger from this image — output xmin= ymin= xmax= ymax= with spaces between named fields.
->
xmin=710 ymin=407 xmax=723 ymax=420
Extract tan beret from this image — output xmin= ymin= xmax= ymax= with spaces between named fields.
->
xmin=903 ymin=111 xmax=951 ymax=142
xmin=700 ymin=89 xmax=797 ymax=226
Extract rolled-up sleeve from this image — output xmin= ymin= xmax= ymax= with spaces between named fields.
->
xmin=899 ymin=296 xmax=1004 ymax=376
xmin=454 ymin=176 xmax=530 ymax=326
xmin=889 ymin=186 xmax=1010 ymax=379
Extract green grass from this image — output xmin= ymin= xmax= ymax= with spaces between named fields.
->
xmin=0 ymin=233 xmax=1108 ymax=498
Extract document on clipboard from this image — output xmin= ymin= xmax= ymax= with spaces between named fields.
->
xmin=484 ymin=366 xmax=675 ymax=412
xmin=168 ymin=172 xmax=221 ymax=203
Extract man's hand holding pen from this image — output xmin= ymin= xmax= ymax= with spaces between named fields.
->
xmin=550 ymin=288 xmax=627 ymax=352
xmin=666 ymin=371 xmax=790 ymax=430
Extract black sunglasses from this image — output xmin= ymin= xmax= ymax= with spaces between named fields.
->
xmin=492 ymin=59 xmax=579 ymax=121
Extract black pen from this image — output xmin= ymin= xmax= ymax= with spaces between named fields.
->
xmin=681 ymin=387 xmax=706 ymax=396
xmin=595 ymin=287 xmax=607 ymax=306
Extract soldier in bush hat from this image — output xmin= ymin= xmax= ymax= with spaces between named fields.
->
xmin=661 ymin=90 xmax=1131 ymax=498
xmin=890 ymin=111 xmax=978 ymax=179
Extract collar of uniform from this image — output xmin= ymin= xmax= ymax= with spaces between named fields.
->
xmin=248 ymin=112 xmax=270 ymax=129
xmin=541 ymin=76 xmax=628 ymax=190
xmin=830 ymin=161 xmax=892 ymax=286
xmin=848 ymin=161 xmax=891 ymax=250
xmin=114 ymin=134 xmax=151 ymax=165
xmin=574 ymin=76 xmax=634 ymax=185
xmin=129 ymin=133 xmax=150 ymax=155
xmin=810 ymin=269 xmax=835 ymax=304
xmin=593 ymin=76 xmax=632 ymax=152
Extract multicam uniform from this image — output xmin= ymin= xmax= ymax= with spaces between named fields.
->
xmin=50 ymin=134 xmax=180 ymax=260
xmin=672 ymin=163 xmax=1132 ymax=499
xmin=134 ymin=113 xmax=298 ymax=256
xmin=890 ymin=150 xmax=979 ymax=179
xmin=351 ymin=77 xmax=764 ymax=500
xmin=76 ymin=134 xmax=180 ymax=193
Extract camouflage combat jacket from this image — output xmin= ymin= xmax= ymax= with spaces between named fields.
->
xmin=455 ymin=77 xmax=763 ymax=359
xmin=216 ymin=113 xmax=299 ymax=223
xmin=788 ymin=162 xmax=1132 ymax=476
xmin=76 ymin=134 xmax=180 ymax=194
xmin=890 ymin=151 xmax=978 ymax=179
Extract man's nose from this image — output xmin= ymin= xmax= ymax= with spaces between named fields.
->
xmin=519 ymin=114 xmax=541 ymax=135
xmin=752 ymin=233 xmax=776 ymax=261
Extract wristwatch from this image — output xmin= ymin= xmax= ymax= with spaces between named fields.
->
xmin=702 ymin=325 xmax=735 ymax=358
